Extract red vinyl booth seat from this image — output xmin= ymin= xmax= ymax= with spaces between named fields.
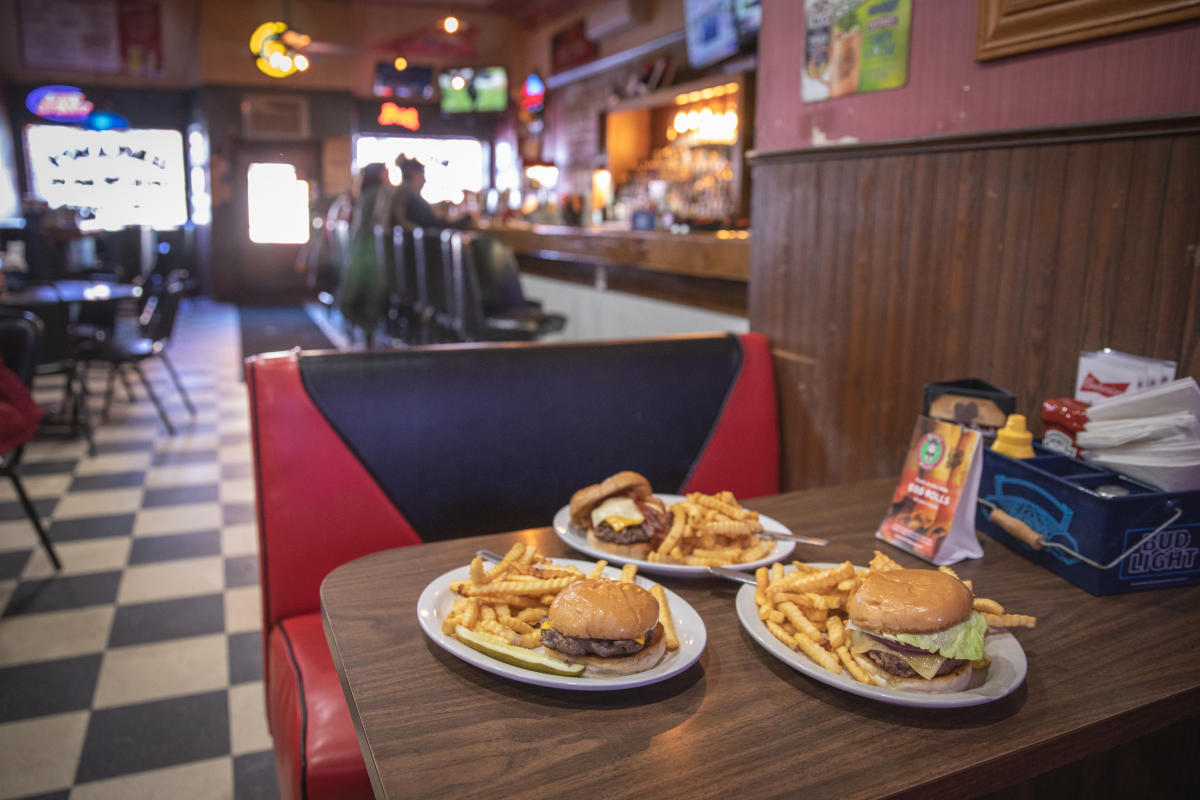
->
xmin=246 ymin=333 xmax=779 ymax=800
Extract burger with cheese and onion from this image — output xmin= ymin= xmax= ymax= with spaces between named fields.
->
xmin=540 ymin=577 xmax=666 ymax=677
xmin=568 ymin=471 xmax=671 ymax=559
xmin=845 ymin=568 xmax=987 ymax=693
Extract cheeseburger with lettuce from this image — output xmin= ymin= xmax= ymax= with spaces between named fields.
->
xmin=845 ymin=568 xmax=987 ymax=693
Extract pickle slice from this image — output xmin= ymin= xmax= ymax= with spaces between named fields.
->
xmin=454 ymin=625 xmax=585 ymax=677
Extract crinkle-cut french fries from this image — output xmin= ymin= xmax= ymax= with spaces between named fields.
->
xmin=755 ymin=551 xmax=1038 ymax=686
xmin=443 ymin=543 xmax=680 ymax=654
xmin=650 ymin=491 xmax=774 ymax=565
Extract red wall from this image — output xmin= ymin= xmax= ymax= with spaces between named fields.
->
xmin=756 ymin=0 xmax=1200 ymax=153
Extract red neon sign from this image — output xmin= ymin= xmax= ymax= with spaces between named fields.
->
xmin=378 ymin=102 xmax=420 ymax=130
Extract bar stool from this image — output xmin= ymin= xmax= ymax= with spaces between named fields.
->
xmin=443 ymin=231 xmax=566 ymax=342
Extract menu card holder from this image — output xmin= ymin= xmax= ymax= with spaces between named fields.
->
xmin=876 ymin=416 xmax=984 ymax=565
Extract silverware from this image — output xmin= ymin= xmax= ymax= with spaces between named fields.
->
xmin=475 ymin=549 xmax=506 ymax=563
xmin=706 ymin=565 xmax=758 ymax=585
xmin=756 ymin=530 xmax=829 ymax=546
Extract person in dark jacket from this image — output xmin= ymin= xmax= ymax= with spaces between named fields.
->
xmin=388 ymin=156 xmax=473 ymax=230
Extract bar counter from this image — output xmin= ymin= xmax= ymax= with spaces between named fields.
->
xmin=482 ymin=223 xmax=750 ymax=315
xmin=482 ymin=223 xmax=750 ymax=281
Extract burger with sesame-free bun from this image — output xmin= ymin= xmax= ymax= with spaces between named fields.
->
xmin=540 ymin=578 xmax=666 ymax=677
xmin=845 ymin=568 xmax=987 ymax=693
xmin=568 ymin=471 xmax=671 ymax=559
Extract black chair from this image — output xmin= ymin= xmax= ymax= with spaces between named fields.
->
xmin=443 ymin=231 xmax=567 ymax=342
xmin=76 ymin=278 xmax=195 ymax=435
xmin=318 ymin=219 xmax=350 ymax=313
xmin=471 ymin=235 xmax=551 ymax=315
xmin=411 ymin=227 xmax=453 ymax=343
xmin=381 ymin=226 xmax=421 ymax=345
xmin=0 ymin=311 xmax=62 ymax=570
xmin=30 ymin=299 xmax=96 ymax=455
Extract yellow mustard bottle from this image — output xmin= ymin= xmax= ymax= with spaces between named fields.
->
xmin=991 ymin=414 xmax=1035 ymax=458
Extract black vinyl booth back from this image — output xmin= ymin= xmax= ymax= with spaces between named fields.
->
xmin=297 ymin=336 xmax=746 ymax=540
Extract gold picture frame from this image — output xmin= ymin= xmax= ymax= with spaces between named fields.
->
xmin=976 ymin=0 xmax=1200 ymax=61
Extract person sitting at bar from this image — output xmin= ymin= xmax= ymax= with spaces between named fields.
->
xmin=339 ymin=162 xmax=390 ymax=346
xmin=387 ymin=156 xmax=474 ymax=231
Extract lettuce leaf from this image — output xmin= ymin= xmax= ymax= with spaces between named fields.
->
xmin=877 ymin=611 xmax=987 ymax=661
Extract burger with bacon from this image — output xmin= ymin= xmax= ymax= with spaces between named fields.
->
xmin=568 ymin=471 xmax=672 ymax=559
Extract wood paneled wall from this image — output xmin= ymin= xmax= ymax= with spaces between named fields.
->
xmin=750 ymin=118 xmax=1200 ymax=491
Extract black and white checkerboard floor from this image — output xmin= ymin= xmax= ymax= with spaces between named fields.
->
xmin=0 ymin=299 xmax=280 ymax=799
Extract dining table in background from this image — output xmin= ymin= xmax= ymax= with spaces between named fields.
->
xmin=320 ymin=477 xmax=1199 ymax=799
xmin=0 ymin=278 xmax=145 ymax=442
xmin=0 ymin=278 xmax=143 ymax=308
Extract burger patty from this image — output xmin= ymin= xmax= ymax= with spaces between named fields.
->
xmin=593 ymin=521 xmax=652 ymax=545
xmin=866 ymin=649 xmax=968 ymax=678
xmin=541 ymin=627 xmax=654 ymax=658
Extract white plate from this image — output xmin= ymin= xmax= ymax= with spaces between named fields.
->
xmin=552 ymin=494 xmax=798 ymax=577
xmin=417 ymin=558 xmax=707 ymax=691
xmin=734 ymin=566 xmax=1028 ymax=708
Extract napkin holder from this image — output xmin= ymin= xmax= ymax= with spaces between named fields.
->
xmin=978 ymin=444 xmax=1200 ymax=595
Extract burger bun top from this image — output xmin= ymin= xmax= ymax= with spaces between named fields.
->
xmin=547 ymin=577 xmax=660 ymax=640
xmin=568 ymin=471 xmax=652 ymax=528
xmin=847 ymin=568 xmax=972 ymax=635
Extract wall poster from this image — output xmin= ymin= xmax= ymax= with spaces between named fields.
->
xmin=551 ymin=20 xmax=599 ymax=74
xmin=18 ymin=0 xmax=162 ymax=77
xmin=802 ymin=0 xmax=911 ymax=103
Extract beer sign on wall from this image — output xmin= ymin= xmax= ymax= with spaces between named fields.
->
xmin=378 ymin=102 xmax=420 ymax=130
xmin=802 ymin=0 xmax=911 ymax=103
xmin=25 ymin=86 xmax=94 ymax=123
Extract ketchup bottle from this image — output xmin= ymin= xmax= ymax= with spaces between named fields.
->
xmin=1040 ymin=398 xmax=1090 ymax=457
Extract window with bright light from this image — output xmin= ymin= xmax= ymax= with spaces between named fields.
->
xmin=354 ymin=136 xmax=485 ymax=205
xmin=495 ymin=139 xmax=520 ymax=196
xmin=247 ymin=163 xmax=309 ymax=244
xmin=25 ymin=124 xmax=187 ymax=230
xmin=0 ymin=115 xmax=18 ymax=222
xmin=187 ymin=124 xmax=212 ymax=226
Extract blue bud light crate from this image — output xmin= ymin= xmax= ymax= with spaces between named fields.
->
xmin=978 ymin=444 xmax=1200 ymax=595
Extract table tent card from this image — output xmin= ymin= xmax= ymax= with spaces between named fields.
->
xmin=877 ymin=416 xmax=984 ymax=565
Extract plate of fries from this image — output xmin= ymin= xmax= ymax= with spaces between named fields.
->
xmin=417 ymin=543 xmax=707 ymax=690
xmin=735 ymin=554 xmax=1032 ymax=708
xmin=553 ymin=492 xmax=797 ymax=576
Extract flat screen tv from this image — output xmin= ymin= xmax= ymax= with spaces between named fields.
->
xmin=374 ymin=62 xmax=435 ymax=101
xmin=734 ymin=0 xmax=762 ymax=36
xmin=438 ymin=67 xmax=509 ymax=113
xmin=684 ymin=0 xmax=739 ymax=69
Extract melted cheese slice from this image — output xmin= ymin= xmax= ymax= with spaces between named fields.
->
xmin=591 ymin=496 xmax=644 ymax=532
xmin=847 ymin=628 xmax=947 ymax=680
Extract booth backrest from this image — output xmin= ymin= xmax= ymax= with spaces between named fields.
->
xmin=246 ymin=332 xmax=779 ymax=631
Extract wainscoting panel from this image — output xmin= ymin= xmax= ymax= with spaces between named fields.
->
xmin=750 ymin=119 xmax=1200 ymax=490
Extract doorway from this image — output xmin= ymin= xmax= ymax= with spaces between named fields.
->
xmin=231 ymin=141 xmax=319 ymax=302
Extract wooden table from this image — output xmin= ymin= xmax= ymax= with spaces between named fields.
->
xmin=0 ymin=279 xmax=142 ymax=306
xmin=320 ymin=478 xmax=1200 ymax=799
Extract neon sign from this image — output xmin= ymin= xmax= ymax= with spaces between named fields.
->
xmin=378 ymin=102 xmax=420 ymax=131
xmin=250 ymin=21 xmax=311 ymax=78
xmin=26 ymin=86 xmax=94 ymax=123
xmin=519 ymin=73 xmax=545 ymax=113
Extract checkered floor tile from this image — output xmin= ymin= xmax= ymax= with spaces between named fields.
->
xmin=0 ymin=299 xmax=281 ymax=800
